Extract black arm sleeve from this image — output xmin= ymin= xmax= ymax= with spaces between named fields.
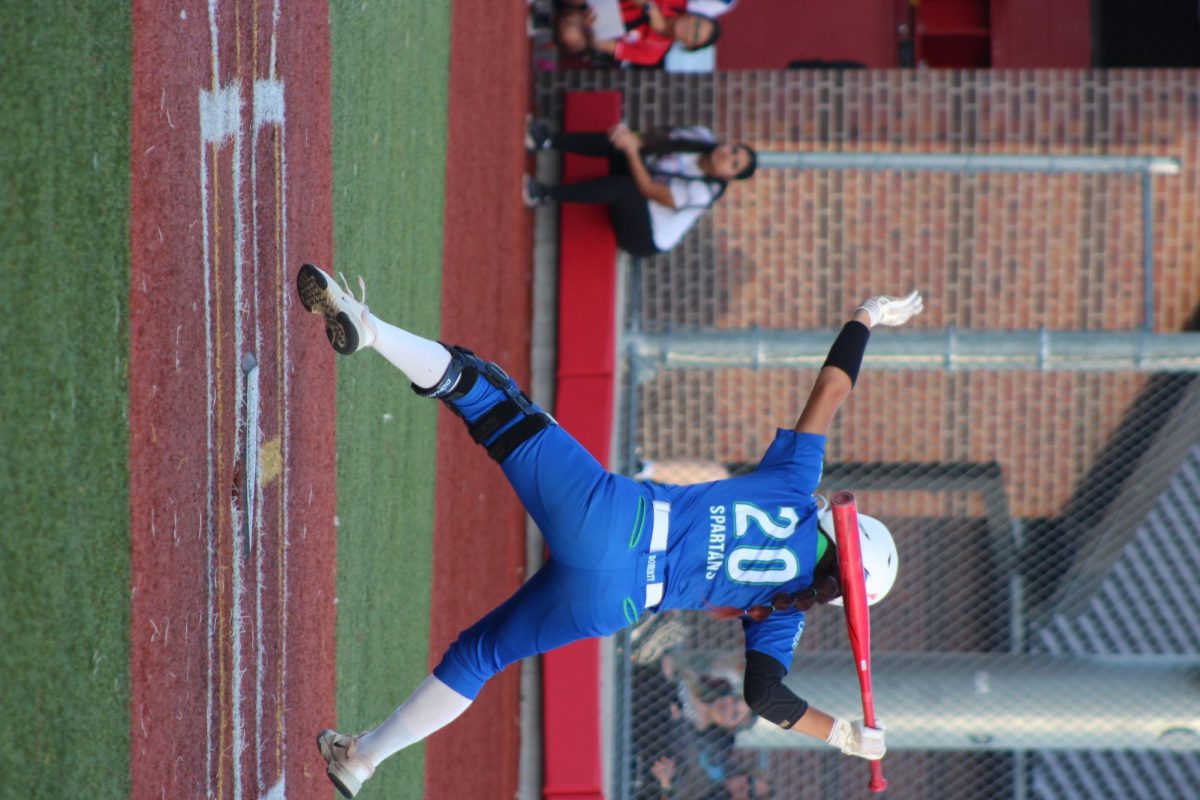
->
xmin=742 ymin=651 xmax=809 ymax=729
xmin=821 ymin=320 xmax=871 ymax=386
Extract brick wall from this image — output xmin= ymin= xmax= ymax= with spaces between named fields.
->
xmin=537 ymin=69 xmax=1200 ymax=519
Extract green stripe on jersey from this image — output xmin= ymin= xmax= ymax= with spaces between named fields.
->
xmin=628 ymin=496 xmax=648 ymax=548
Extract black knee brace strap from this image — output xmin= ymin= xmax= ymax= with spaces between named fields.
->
xmin=822 ymin=321 xmax=871 ymax=386
xmin=479 ymin=409 xmax=552 ymax=463
xmin=415 ymin=345 xmax=554 ymax=463
xmin=412 ymin=345 xmax=480 ymax=401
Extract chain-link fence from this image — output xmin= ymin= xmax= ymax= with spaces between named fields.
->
xmin=612 ymin=301 xmax=1200 ymax=800
xmin=534 ymin=70 xmax=1200 ymax=800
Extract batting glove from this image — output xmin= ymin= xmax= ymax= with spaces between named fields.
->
xmin=826 ymin=717 xmax=887 ymax=761
xmin=856 ymin=290 xmax=924 ymax=328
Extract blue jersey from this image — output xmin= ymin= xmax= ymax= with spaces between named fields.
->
xmin=649 ymin=429 xmax=826 ymax=669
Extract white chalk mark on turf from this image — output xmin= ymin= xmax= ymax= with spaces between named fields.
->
xmin=275 ymin=72 xmax=294 ymax=799
xmin=251 ymin=74 xmax=285 ymax=794
xmin=230 ymin=80 xmax=248 ymax=800
xmin=200 ymin=71 xmax=243 ymax=800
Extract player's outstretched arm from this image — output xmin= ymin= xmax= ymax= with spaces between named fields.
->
xmin=794 ymin=290 xmax=923 ymax=435
xmin=743 ymin=651 xmax=886 ymax=760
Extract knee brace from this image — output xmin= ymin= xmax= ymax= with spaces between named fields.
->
xmin=413 ymin=345 xmax=554 ymax=463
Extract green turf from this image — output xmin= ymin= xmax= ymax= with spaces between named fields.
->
xmin=330 ymin=3 xmax=451 ymax=796
xmin=0 ymin=6 xmax=131 ymax=799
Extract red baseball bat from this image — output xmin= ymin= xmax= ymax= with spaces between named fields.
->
xmin=831 ymin=490 xmax=888 ymax=793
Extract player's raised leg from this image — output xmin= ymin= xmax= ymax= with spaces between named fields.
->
xmin=297 ymin=263 xmax=561 ymax=474
xmin=296 ymin=262 xmax=452 ymax=384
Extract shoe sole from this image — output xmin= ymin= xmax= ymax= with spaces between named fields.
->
xmin=297 ymin=264 xmax=359 ymax=355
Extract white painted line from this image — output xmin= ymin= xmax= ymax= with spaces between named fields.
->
xmin=270 ymin=0 xmax=282 ymax=80
xmin=250 ymin=75 xmax=288 ymax=795
xmin=231 ymin=89 xmax=247 ymax=800
xmin=277 ymin=91 xmax=292 ymax=792
xmin=206 ymin=0 xmax=221 ymax=86
xmin=244 ymin=356 xmax=260 ymax=556
xmin=199 ymin=90 xmax=216 ymax=800
xmin=263 ymin=776 xmax=286 ymax=800
xmin=249 ymin=77 xmax=266 ymax=798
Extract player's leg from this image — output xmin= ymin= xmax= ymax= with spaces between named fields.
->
xmin=530 ymin=175 xmax=657 ymax=256
xmin=297 ymin=262 xmax=621 ymax=519
xmin=298 ymin=263 xmax=655 ymax=566
xmin=526 ymin=121 xmax=627 ymax=166
xmin=547 ymin=172 xmax=638 ymax=204
xmin=316 ymin=674 xmax=469 ymax=798
xmin=318 ymin=561 xmax=636 ymax=796
xmin=296 ymin=263 xmax=450 ymax=385
xmin=604 ymin=187 xmax=659 ymax=256
xmin=552 ymin=130 xmax=620 ymax=158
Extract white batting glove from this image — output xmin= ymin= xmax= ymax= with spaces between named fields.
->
xmin=856 ymin=290 xmax=924 ymax=328
xmin=826 ymin=717 xmax=887 ymax=761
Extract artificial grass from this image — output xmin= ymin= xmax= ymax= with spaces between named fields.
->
xmin=0 ymin=5 xmax=131 ymax=799
xmin=330 ymin=2 xmax=451 ymax=796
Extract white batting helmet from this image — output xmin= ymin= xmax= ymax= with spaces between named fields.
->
xmin=817 ymin=506 xmax=899 ymax=607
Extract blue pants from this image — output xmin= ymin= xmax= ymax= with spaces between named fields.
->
xmin=433 ymin=371 xmax=651 ymax=700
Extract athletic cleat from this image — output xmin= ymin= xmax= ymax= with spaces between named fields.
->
xmin=524 ymin=114 xmax=554 ymax=152
xmin=316 ymin=729 xmax=374 ymax=798
xmin=296 ymin=263 xmax=376 ymax=355
xmin=522 ymin=175 xmax=551 ymax=208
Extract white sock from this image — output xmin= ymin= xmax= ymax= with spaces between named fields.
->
xmin=355 ymin=675 xmax=473 ymax=766
xmin=367 ymin=314 xmax=453 ymax=389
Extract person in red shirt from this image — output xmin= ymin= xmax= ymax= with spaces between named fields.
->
xmin=556 ymin=0 xmax=720 ymax=68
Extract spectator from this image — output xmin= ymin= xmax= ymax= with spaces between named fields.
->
xmin=632 ymin=654 xmax=757 ymax=799
xmin=702 ymin=767 xmax=774 ymax=800
xmin=556 ymin=0 xmax=720 ymax=68
xmin=632 ymin=662 xmax=690 ymax=798
xmin=523 ymin=120 xmax=757 ymax=257
xmin=686 ymin=0 xmax=738 ymax=17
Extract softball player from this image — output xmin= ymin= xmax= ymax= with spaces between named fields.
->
xmin=297 ymin=264 xmax=923 ymax=798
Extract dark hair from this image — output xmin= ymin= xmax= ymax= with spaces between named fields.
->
xmin=734 ymin=145 xmax=758 ymax=181
xmin=683 ymin=14 xmax=721 ymax=51
xmin=706 ymin=543 xmax=841 ymax=621
xmin=637 ymin=133 xmax=730 ymax=205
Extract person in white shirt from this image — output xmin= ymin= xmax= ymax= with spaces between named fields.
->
xmin=523 ymin=120 xmax=756 ymax=257
xmin=688 ymin=0 xmax=737 ymax=15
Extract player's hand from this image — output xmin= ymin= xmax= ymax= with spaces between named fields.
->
xmin=855 ymin=290 xmax=923 ymax=328
xmin=608 ymin=122 xmax=641 ymax=153
xmin=826 ymin=717 xmax=887 ymax=760
xmin=650 ymin=756 xmax=675 ymax=787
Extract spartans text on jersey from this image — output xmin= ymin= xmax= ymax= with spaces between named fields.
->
xmin=706 ymin=504 xmax=728 ymax=580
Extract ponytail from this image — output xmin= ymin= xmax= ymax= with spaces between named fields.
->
xmin=706 ymin=553 xmax=843 ymax=621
